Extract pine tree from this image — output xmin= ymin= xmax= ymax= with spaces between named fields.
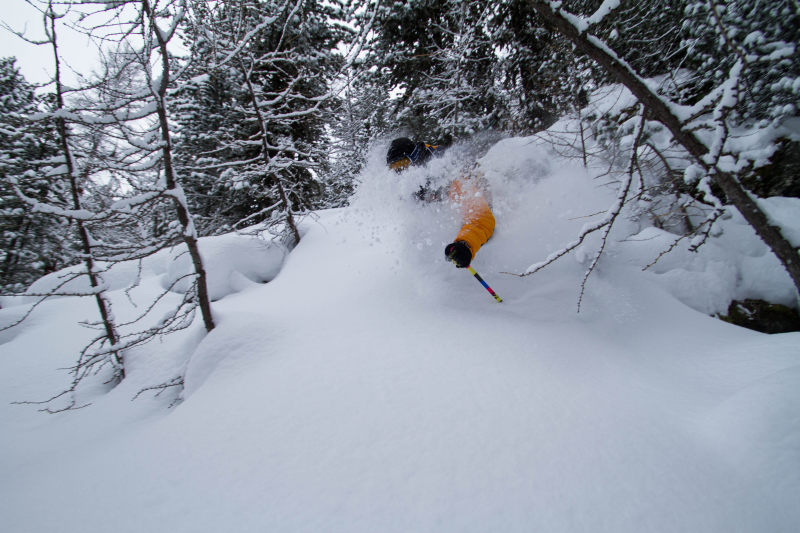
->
xmin=325 ymin=67 xmax=392 ymax=205
xmin=681 ymin=0 xmax=797 ymax=109
xmin=175 ymin=0 xmax=350 ymax=238
xmin=0 ymin=58 xmax=75 ymax=293
xmin=489 ymin=0 xmax=604 ymax=132
xmin=171 ymin=22 xmax=253 ymax=235
xmin=369 ymin=0 xmax=507 ymax=140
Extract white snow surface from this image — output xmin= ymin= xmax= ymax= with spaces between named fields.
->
xmin=1 ymin=135 xmax=799 ymax=533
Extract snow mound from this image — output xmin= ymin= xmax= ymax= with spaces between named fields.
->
xmin=162 ymin=233 xmax=287 ymax=301
xmin=620 ymin=203 xmax=798 ymax=314
xmin=18 ymin=255 xmax=166 ymax=303
xmin=11 ymin=232 xmax=287 ymax=307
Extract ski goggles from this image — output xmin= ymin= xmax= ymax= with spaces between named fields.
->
xmin=389 ymin=157 xmax=411 ymax=171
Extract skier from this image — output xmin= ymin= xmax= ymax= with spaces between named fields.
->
xmin=386 ymin=137 xmax=495 ymax=268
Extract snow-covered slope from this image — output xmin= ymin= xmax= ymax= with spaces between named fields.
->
xmin=1 ymin=136 xmax=799 ymax=533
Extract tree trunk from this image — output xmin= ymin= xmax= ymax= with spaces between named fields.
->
xmin=145 ymin=0 xmax=215 ymax=332
xmin=529 ymin=0 xmax=800 ymax=295
xmin=49 ymin=5 xmax=123 ymax=379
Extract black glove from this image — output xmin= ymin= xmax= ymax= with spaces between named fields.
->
xmin=445 ymin=241 xmax=472 ymax=268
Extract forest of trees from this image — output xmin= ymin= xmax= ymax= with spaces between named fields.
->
xmin=1 ymin=0 xmax=798 ymax=403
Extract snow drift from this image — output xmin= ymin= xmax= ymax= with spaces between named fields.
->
xmin=1 ymin=128 xmax=799 ymax=533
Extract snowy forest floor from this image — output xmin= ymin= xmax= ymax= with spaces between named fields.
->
xmin=1 ymin=135 xmax=799 ymax=533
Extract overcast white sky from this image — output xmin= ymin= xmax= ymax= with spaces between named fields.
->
xmin=1 ymin=0 xmax=102 ymax=86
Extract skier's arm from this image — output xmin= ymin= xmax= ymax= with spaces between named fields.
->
xmin=446 ymin=178 xmax=495 ymax=264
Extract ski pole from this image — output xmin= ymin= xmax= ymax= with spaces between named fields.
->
xmin=467 ymin=265 xmax=503 ymax=303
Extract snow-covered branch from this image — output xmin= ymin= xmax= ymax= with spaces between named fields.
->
xmin=529 ymin=0 xmax=800 ymax=297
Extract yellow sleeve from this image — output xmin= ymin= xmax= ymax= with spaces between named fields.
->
xmin=449 ymin=178 xmax=495 ymax=256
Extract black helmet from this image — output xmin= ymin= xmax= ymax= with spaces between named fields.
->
xmin=386 ymin=137 xmax=417 ymax=165
xmin=386 ymin=138 xmax=438 ymax=172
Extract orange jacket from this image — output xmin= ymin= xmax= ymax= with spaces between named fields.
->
xmin=448 ymin=176 xmax=495 ymax=257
